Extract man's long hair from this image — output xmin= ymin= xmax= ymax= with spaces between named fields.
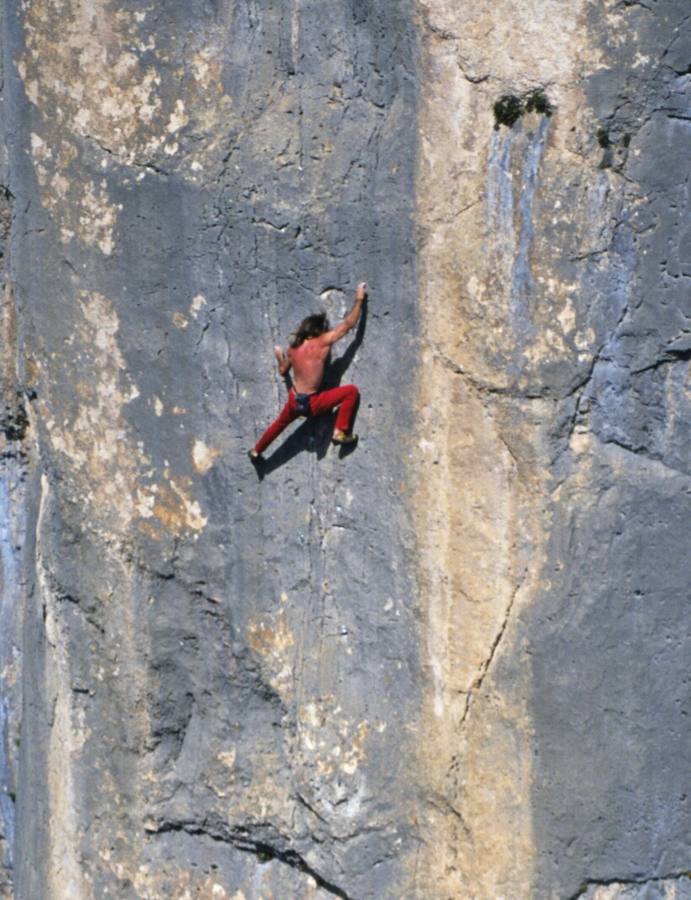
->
xmin=290 ymin=312 xmax=330 ymax=348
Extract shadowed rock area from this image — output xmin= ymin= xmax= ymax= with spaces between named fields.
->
xmin=0 ymin=1 xmax=689 ymax=898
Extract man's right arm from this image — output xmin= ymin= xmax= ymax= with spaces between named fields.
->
xmin=274 ymin=345 xmax=291 ymax=376
xmin=322 ymin=282 xmax=367 ymax=346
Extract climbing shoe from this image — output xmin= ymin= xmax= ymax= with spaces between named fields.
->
xmin=331 ymin=430 xmax=358 ymax=446
xmin=248 ymin=449 xmax=264 ymax=465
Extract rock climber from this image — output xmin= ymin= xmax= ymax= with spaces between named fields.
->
xmin=248 ymin=282 xmax=367 ymax=463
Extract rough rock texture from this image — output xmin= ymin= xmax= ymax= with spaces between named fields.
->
xmin=578 ymin=877 xmax=691 ymax=900
xmin=0 ymin=1 xmax=689 ymax=898
xmin=413 ymin=1 xmax=690 ymax=896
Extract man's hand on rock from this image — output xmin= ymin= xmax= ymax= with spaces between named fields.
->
xmin=274 ymin=345 xmax=291 ymax=376
xmin=356 ymin=282 xmax=367 ymax=301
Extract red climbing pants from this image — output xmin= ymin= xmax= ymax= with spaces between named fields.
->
xmin=253 ymin=385 xmax=359 ymax=455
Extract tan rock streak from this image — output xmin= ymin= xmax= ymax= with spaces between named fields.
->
xmin=412 ymin=1 xmax=612 ymax=895
xmin=38 ymin=291 xmax=207 ymax=542
xmin=36 ymin=474 xmax=89 ymax=900
xmin=33 ymin=423 xmax=150 ymax=898
xmin=19 ymin=0 xmax=232 ymax=253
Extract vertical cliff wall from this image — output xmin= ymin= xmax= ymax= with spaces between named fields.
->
xmin=413 ymin=1 xmax=690 ymax=897
xmin=0 ymin=1 xmax=689 ymax=898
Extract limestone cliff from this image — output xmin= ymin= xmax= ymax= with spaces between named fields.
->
xmin=0 ymin=1 xmax=689 ymax=898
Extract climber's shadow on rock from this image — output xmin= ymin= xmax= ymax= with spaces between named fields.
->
xmin=254 ymin=302 xmax=367 ymax=480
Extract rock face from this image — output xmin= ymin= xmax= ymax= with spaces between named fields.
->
xmin=0 ymin=1 xmax=689 ymax=898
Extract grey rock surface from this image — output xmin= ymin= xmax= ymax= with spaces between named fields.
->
xmin=4 ymin=2 xmax=421 ymax=897
xmin=528 ymin=5 xmax=691 ymax=895
xmin=0 ymin=0 xmax=688 ymax=898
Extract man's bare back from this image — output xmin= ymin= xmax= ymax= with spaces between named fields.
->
xmin=273 ymin=281 xmax=367 ymax=393
xmin=288 ymin=338 xmax=332 ymax=394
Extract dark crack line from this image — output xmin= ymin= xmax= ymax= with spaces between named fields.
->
xmin=295 ymin=791 xmax=329 ymax=826
xmin=431 ymin=345 xmax=543 ymax=399
xmin=631 ymin=347 xmax=691 ymax=375
xmin=82 ymin=134 xmax=170 ymax=177
xmin=459 ymin=570 xmax=526 ymax=729
xmin=232 ymin=837 xmax=352 ymax=899
xmin=615 ymin=0 xmax=654 ymax=12
xmin=426 ymin=795 xmax=471 ymax=839
xmin=152 ymin=820 xmax=353 ymax=899
xmin=569 ymin=246 xmax=610 ymax=262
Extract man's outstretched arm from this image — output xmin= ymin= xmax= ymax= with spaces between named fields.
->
xmin=322 ymin=282 xmax=367 ymax=346
xmin=274 ymin=345 xmax=291 ymax=376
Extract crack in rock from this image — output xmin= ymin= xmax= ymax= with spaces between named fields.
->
xmin=151 ymin=818 xmax=353 ymax=899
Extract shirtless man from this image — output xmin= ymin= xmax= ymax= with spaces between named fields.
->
xmin=249 ymin=282 xmax=366 ymax=462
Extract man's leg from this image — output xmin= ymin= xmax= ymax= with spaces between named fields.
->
xmin=253 ymin=396 xmax=298 ymax=455
xmin=309 ymin=385 xmax=359 ymax=436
